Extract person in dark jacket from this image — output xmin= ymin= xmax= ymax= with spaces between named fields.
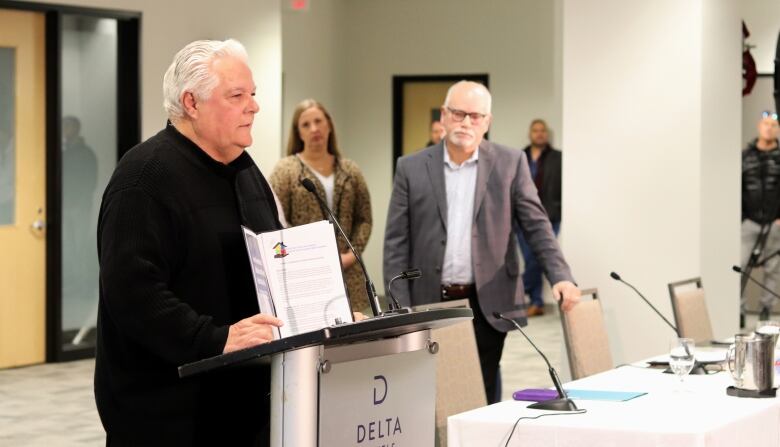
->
xmin=95 ymin=39 xmax=283 ymax=446
xmin=741 ymin=111 xmax=780 ymax=322
xmin=516 ymin=119 xmax=562 ymax=317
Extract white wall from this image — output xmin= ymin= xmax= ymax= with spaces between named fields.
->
xmin=740 ymin=0 xmax=778 ymax=146
xmin=741 ymin=0 xmax=780 ymax=74
xmin=562 ymin=0 xmax=741 ymax=364
xmin=20 ymin=0 xmax=283 ymax=172
xmin=283 ymin=0 xmax=559 ymax=294
xmin=282 ymin=0 xmax=347 ymax=150
xmin=701 ymin=0 xmax=742 ymax=347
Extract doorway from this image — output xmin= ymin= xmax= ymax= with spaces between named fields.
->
xmin=0 ymin=8 xmax=46 ymax=369
xmin=0 ymin=1 xmax=141 ymax=365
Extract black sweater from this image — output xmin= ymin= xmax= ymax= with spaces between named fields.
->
xmin=95 ymin=125 xmax=279 ymax=445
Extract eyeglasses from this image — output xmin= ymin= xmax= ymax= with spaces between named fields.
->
xmin=762 ymin=111 xmax=779 ymax=120
xmin=446 ymin=107 xmax=487 ymax=124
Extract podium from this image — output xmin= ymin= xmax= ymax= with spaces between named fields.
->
xmin=179 ymin=308 xmax=472 ymax=447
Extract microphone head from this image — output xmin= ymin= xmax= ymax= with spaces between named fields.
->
xmin=401 ymin=268 xmax=422 ymax=279
xmin=732 ymin=265 xmax=743 ymax=273
xmin=609 ymin=271 xmax=621 ymax=281
xmin=300 ymin=178 xmax=317 ymax=193
xmin=493 ymin=312 xmax=503 ymax=320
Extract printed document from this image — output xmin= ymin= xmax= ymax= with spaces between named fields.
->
xmin=242 ymin=220 xmax=353 ymax=339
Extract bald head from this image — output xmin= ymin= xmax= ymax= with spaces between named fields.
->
xmin=758 ymin=114 xmax=779 ymax=145
xmin=440 ymin=81 xmax=492 ymax=153
xmin=443 ymin=81 xmax=492 ymax=113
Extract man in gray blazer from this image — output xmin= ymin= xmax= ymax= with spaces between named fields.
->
xmin=384 ymin=81 xmax=580 ymax=403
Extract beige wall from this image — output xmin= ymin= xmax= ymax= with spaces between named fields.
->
xmin=17 ymin=0 xmax=283 ymax=172
xmin=741 ymin=0 xmax=780 ymax=74
xmin=281 ymin=0 xmax=347 ymax=156
xmin=562 ymin=0 xmax=741 ymax=364
xmin=283 ymin=0 xmax=559 ymax=294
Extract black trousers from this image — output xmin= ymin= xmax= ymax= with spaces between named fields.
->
xmin=468 ymin=294 xmax=507 ymax=405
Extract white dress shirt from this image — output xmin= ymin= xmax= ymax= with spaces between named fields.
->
xmin=441 ymin=143 xmax=479 ymax=285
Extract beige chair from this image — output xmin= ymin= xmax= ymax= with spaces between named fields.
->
xmin=412 ymin=299 xmax=485 ymax=447
xmin=668 ymin=277 xmax=713 ymax=345
xmin=560 ymin=288 xmax=613 ymax=380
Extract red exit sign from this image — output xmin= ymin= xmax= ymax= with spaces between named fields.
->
xmin=290 ymin=0 xmax=309 ymax=11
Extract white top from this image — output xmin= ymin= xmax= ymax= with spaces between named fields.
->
xmin=297 ymin=154 xmax=336 ymax=210
xmin=441 ymin=143 xmax=479 ymax=285
xmin=311 ymin=168 xmax=335 ymax=210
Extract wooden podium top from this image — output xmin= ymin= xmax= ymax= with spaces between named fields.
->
xmin=178 ymin=307 xmax=473 ymax=378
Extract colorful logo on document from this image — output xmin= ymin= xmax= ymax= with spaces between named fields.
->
xmin=272 ymin=242 xmax=289 ymax=258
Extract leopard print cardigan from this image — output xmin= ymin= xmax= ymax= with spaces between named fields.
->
xmin=269 ymin=155 xmax=373 ymax=312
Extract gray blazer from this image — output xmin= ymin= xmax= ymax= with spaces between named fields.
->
xmin=383 ymin=140 xmax=574 ymax=332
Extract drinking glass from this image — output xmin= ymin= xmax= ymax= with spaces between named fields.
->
xmin=669 ymin=338 xmax=695 ymax=383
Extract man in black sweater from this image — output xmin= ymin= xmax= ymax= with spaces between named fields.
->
xmin=741 ymin=111 xmax=780 ymax=322
xmin=95 ymin=39 xmax=283 ymax=446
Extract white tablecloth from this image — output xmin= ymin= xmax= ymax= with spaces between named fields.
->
xmin=448 ymin=366 xmax=780 ymax=447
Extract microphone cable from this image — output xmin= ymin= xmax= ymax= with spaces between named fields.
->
xmin=503 ymin=408 xmax=588 ymax=446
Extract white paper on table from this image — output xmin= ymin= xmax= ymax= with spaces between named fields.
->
xmin=646 ymin=348 xmax=727 ymax=364
xmin=242 ymin=220 xmax=353 ymax=339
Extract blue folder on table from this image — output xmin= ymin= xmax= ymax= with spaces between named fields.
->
xmin=565 ymin=389 xmax=646 ymax=401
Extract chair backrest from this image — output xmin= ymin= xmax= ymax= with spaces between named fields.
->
xmin=560 ymin=288 xmax=613 ymax=380
xmin=412 ymin=299 xmax=485 ymax=447
xmin=668 ymin=277 xmax=713 ymax=344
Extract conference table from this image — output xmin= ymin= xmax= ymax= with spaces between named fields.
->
xmin=448 ymin=361 xmax=780 ymax=446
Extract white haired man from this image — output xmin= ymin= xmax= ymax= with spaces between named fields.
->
xmin=95 ymin=39 xmax=283 ymax=445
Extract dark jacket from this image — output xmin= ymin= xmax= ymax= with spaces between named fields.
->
xmin=383 ymin=141 xmax=573 ymax=332
xmin=95 ymin=125 xmax=280 ymax=446
xmin=523 ymin=145 xmax=562 ymax=223
xmin=742 ymin=139 xmax=780 ymax=224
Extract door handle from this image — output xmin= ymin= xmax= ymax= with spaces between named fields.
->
xmin=31 ymin=219 xmax=45 ymax=232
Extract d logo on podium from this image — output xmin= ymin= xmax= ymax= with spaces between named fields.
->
xmin=373 ymin=375 xmax=387 ymax=405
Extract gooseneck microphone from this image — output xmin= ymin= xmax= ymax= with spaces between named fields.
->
xmin=386 ymin=269 xmax=421 ymax=312
xmin=610 ymin=271 xmax=706 ymax=375
xmin=609 ymin=272 xmax=679 ymax=336
xmin=301 ymin=178 xmax=383 ymax=317
xmin=732 ymin=265 xmax=780 ymax=301
xmin=494 ymin=312 xmax=578 ymax=411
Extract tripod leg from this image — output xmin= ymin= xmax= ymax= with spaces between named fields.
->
xmin=740 ymin=221 xmax=773 ymax=328
xmin=759 ymin=225 xmax=780 ymax=316
xmin=742 ymin=222 xmax=772 ymax=296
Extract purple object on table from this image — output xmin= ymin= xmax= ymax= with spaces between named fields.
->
xmin=512 ymin=388 xmax=559 ymax=402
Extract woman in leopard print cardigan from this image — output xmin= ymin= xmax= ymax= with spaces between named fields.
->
xmin=270 ymin=99 xmax=373 ymax=312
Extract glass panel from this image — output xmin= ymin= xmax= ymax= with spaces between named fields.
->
xmin=0 ymin=47 xmax=15 ymax=226
xmin=61 ymin=16 xmax=117 ymax=351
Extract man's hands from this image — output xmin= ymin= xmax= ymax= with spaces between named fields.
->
xmin=223 ymin=313 xmax=284 ymax=353
xmin=552 ymin=281 xmax=581 ymax=312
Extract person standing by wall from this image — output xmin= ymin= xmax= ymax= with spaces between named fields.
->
xmin=741 ymin=111 xmax=780 ymax=323
xmin=270 ymin=99 xmax=373 ymax=313
xmin=516 ymin=119 xmax=562 ymax=317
